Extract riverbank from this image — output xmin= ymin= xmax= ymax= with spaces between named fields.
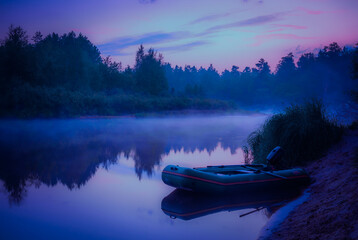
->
xmin=263 ymin=129 xmax=358 ymax=240
xmin=77 ymin=109 xmax=261 ymax=119
xmin=0 ymin=84 xmax=237 ymax=118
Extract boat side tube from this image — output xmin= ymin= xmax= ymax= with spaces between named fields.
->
xmin=162 ymin=165 xmax=309 ymax=193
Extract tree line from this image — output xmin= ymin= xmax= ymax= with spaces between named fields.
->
xmin=165 ymin=43 xmax=358 ymax=107
xmin=0 ymin=26 xmax=169 ymax=95
xmin=0 ymin=25 xmax=357 ymax=117
xmin=0 ymin=26 xmax=233 ymax=117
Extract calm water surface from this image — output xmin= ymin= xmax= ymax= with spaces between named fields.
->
xmin=0 ymin=114 xmax=298 ymax=240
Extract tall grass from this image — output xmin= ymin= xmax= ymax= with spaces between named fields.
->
xmin=246 ymin=100 xmax=343 ymax=168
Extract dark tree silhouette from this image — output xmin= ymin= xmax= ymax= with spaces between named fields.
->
xmin=135 ymin=45 xmax=168 ymax=95
xmin=255 ymin=58 xmax=271 ymax=77
xmin=31 ymin=31 xmax=43 ymax=44
xmin=276 ymin=52 xmax=296 ymax=77
xmin=319 ymin=42 xmax=342 ymax=59
xmin=352 ymin=43 xmax=358 ymax=80
xmin=0 ymin=25 xmax=357 ymax=117
xmin=297 ymin=53 xmax=315 ymax=70
xmin=0 ymin=25 xmax=32 ymax=88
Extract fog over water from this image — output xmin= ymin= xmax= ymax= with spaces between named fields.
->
xmin=0 ymin=114 xmax=306 ymax=240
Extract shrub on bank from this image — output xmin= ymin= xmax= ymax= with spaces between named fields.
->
xmin=246 ymin=100 xmax=343 ymax=168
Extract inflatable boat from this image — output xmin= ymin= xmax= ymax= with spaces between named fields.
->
xmin=162 ymin=164 xmax=309 ymax=193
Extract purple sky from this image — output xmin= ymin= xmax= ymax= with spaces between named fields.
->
xmin=1 ymin=0 xmax=358 ymax=71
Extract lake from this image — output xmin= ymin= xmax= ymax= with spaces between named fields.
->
xmin=0 ymin=114 xmax=300 ymax=240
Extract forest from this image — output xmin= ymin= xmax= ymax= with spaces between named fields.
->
xmin=0 ymin=25 xmax=357 ymax=117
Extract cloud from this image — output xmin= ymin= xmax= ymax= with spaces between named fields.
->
xmin=271 ymin=24 xmax=307 ymax=30
xmin=188 ymin=9 xmax=248 ymax=25
xmin=207 ymin=12 xmax=284 ymax=32
xmin=98 ymin=32 xmax=208 ymax=57
xmin=157 ymin=41 xmax=209 ymax=53
xmin=266 ymin=24 xmax=307 ymax=33
xmin=98 ymin=31 xmax=192 ymax=55
xmin=189 ymin=12 xmax=231 ymax=25
xmin=242 ymin=0 xmax=264 ymax=3
xmin=296 ymin=7 xmax=323 ymax=15
xmin=279 ymin=45 xmax=322 ymax=59
xmin=267 ymin=28 xmax=284 ymax=33
xmin=295 ymin=7 xmax=346 ymax=16
xmin=103 ymin=51 xmax=133 ymax=57
xmin=252 ymin=33 xmax=315 ymax=46
xmin=138 ymin=0 xmax=156 ymax=4
xmin=292 ymin=45 xmax=312 ymax=56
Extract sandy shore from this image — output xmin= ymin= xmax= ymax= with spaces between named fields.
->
xmin=263 ymin=129 xmax=358 ymax=240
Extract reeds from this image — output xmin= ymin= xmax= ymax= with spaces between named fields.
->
xmin=246 ymin=100 xmax=343 ymax=168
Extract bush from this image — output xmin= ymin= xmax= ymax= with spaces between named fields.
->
xmin=246 ymin=100 xmax=343 ymax=168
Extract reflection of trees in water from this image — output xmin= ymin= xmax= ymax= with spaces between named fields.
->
xmin=0 ymin=117 xmax=258 ymax=203
xmin=0 ymin=142 xmax=118 ymax=204
xmin=133 ymin=140 xmax=166 ymax=180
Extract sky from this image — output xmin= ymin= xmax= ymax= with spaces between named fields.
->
xmin=1 ymin=0 xmax=358 ymax=72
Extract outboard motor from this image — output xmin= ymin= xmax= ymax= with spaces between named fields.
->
xmin=266 ymin=146 xmax=283 ymax=169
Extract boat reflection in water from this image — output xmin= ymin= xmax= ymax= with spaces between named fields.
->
xmin=161 ymin=187 xmax=303 ymax=221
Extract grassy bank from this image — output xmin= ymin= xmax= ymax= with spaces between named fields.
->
xmin=0 ymin=84 xmax=236 ymax=118
xmin=245 ymin=100 xmax=343 ymax=168
xmin=261 ymin=129 xmax=358 ymax=240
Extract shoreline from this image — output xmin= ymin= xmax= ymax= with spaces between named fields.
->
xmin=0 ymin=109 xmax=266 ymax=120
xmin=262 ymin=129 xmax=358 ymax=240
xmin=80 ymin=109 xmax=262 ymax=118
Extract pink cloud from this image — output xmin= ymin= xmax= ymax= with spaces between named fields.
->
xmin=272 ymin=24 xmax=307 ymax=30
xmin=296 ymin=7 xmax=324 ymax=15
xmin=252 ymin=33 xmax=315 ymax=46
xmin=267 ymin=28 xmax=285 ymax=33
